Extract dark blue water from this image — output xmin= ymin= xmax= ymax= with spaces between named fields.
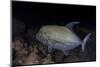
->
xmin=12 ymin=1 xmax=96 ymax=30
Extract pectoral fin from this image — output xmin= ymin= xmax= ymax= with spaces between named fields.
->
xmin=48 ymin=45 xmax=53 ymax=53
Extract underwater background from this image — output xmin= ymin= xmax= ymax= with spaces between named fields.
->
xmin=12 ymin=1 xmax=96 ymax=66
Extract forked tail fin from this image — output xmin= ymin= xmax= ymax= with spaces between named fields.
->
xmin=82 ymin=33 xmax=91 ymax=52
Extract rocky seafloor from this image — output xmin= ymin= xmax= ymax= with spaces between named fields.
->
xmin=12 ymin=24 xmax=96 ymax=66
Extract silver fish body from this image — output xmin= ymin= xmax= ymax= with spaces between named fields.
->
xmin=36 ymin=23 xmax=91 ymax=56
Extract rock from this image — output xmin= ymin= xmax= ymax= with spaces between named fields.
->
xmin=22 ymin=47 xmax=40 ymax=65
xmin=41 ymin=54 xmax=54 ymax=64
xmin=51 ymin=50 xmax=64 ymax=63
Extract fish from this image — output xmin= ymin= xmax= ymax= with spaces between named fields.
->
xmin=36 ymin=22 xmax=91 ymax=56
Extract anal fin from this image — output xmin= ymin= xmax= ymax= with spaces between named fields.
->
xmin=63 ymin=50 xmax=69 ymax=56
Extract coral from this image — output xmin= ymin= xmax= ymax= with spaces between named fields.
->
xmin=41 ymin=54 xmax=54 ymax=64
xmin=22 ymin=46 xmax=40 ymax=65
xmin=12 ymin=27 xmax=96 ymax=66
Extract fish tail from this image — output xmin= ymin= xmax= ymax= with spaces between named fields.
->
xmin=81 ymin=33 xmax=91 ymax=52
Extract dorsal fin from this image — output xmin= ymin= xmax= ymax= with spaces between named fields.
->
xmin=65 ymin=22 xmax=80 ymax=30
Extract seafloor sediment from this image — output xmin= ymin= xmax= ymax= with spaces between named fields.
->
xmin=12 ymin=27 xmax=96 ymax=66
